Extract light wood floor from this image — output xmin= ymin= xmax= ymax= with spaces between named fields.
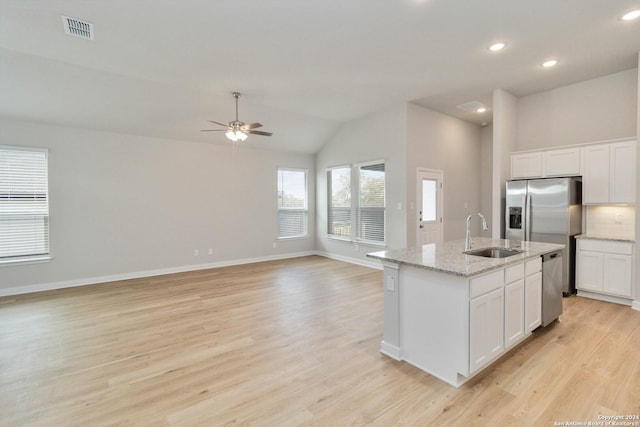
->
xmin=1 ymin=256 xmax=639 ymax=426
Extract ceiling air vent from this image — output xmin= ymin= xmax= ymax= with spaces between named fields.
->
xmin=456 ymin=101 xmax=484 ymax=112
xmin=61 ymin=15 xmax=94 ymax=40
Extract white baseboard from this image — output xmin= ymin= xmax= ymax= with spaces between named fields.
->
xmin=0 ymin=251 xmax=317 ymax=297
xmin=576 ymin=290 xmax=632 ymax=307
xmin=632 ymin=300 xmax=640 ymax=311
xmin=315 ymin=251 xmax=383 ymax=270
xmin=380 ymin=341 xmax=401 ymax=360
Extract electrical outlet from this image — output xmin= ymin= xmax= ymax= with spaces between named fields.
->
xmin=272 ymin=242 xmax=277 ymax=249
xmin=615 ymin=213 xmax=623 ymax=224
xmin=193 ymin=249 xmax=199 ymax=256
xmin=208 ymin=248 xmax=213 ymax=255
xmin=386 ymin=276 xmax=395 ymax=291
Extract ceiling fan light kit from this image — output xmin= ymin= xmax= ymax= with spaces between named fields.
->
xmin=226 ymin=130 xmax=248 ymax=141
xmin=201 ymin=92 xmax=273 ymax=142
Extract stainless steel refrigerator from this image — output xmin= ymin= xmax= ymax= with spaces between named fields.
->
xmin=505 ymin=178 xmax=582 ymax=296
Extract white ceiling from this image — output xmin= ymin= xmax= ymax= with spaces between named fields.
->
xmin=1 ymin=1 xmax=639 ymax=153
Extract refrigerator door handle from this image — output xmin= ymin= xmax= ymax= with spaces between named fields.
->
xmin=520 ymin=195 xmax=527 ymax=240
xmin=525 ymin=194 xmax=532 ymax=241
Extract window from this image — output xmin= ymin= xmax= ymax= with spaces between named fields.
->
xmin=357 ymin=162 xmax=385 ymax=243
xmin=327 ymin=161 xmax=385 ymax=244
xmin=0 ymin=146 xmax=49 ymax=262
xmin=277 ymin=168 xmax=308 ymax=238
xmin=327 ymin=166 xmax=351 ymax=238
xmin=421 ymin=178 xmax=437 ymax=221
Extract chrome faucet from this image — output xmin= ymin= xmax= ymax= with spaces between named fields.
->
xmin=465 ymin=213 xmax=489 ymax=251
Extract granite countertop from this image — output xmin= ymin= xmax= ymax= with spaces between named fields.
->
xmin=575 ymin=234 xmax=635 ymax=243
xmin=367 ymin=237 xmax=564 ymax=278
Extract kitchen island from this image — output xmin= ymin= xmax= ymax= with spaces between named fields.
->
xmin=367 ymin=237 xmax=564 ymax=387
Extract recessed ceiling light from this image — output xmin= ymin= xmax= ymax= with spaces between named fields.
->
xmin=542 ymin=59 xmax=558 ymax=68
xmin=477 ymin=107 xmax=487 ymax=113
xmin=621 ymin=9 xmax=640 ymax=20
xmin=456 ymin=100 xmax=484 ymax=111
xmin=488 ymin=42 xmax=507 ymax=52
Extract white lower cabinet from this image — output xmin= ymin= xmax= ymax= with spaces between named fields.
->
xmin=577 ymin=239 xmax=634 ymax=301
xmin=469 ymin=257 xmax=543 ymax=374
xmin=387 ymin=254 xmax=547 ymax=387
xmin=576 ymin=250 xmax=604 ymax=292
xmin=504 ymin=280 xmax=525 ymax=349
xmin=504 ymin=259 xmax=541 ymax=351
xmin=604 ymin=254 xmax=633 ymax=297
xmin=470 ymin=287 xmax=504 ymax=374
xmin=524 ymin=271 xmax=542 ymax=332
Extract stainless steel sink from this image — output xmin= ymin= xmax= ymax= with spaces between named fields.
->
xmin=464 ymin=247 xmax=522 ymax=258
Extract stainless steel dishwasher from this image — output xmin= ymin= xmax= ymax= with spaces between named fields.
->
xmin=542 ymin=251 xmax=563 ymax=326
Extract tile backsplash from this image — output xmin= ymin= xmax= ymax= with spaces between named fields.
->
xmin=585 ymin=205 xmax=635 ymax=239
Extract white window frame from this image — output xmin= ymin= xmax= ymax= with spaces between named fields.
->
xmin=0 ymin=145 xmax=51 ymax=265
xmin=327 ymin=160 xmax=386 ymax=247
xmin=277 ymin=167 xmax=308 ymax=239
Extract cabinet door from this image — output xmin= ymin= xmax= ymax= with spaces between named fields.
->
xmin=504 ymin=280 xmax=525 ymax=348
xmin=525 ymin=272 xmax=542 ymax=332
xmin=603 ymin=254 xmax=633 ymax=297
xmin=582 ymin=144 xmax=610 ymax=204
xmin=610 ymin=141 xmax=636 ymax=204
xmin=576 ymin=250 xmax=604 ymax=292
xmin=543 ymin=148 xmax=581 ymax=177
xmin=511 ymin=152 xmax=542 ymax=179
xmin=469 ymin=288 xmax=504 ymax=374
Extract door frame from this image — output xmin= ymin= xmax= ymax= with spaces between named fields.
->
xmin=416 ymin=167 xmax=444 ymax=245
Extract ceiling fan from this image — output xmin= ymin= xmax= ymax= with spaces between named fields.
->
xmin=201 ymin=92 xmax=272 ymax=142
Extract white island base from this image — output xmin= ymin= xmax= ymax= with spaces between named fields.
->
xmin=377 ymin=255 xmax=546 ymax=388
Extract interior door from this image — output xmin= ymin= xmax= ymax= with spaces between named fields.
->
xmin=417 ymin=168 xmax=443 ymax=246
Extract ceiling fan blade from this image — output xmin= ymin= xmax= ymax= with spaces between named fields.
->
xmin=247 ymin=130 xmax=272 ymax=136
xmin=208 ymin=120 xmax=228 ymax=127
xmin=200 ymin=129 xmax=227 ymax=132
xmin=241 ymin=123 xmax=263 ymax=130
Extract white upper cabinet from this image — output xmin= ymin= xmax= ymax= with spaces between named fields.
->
xmin=542 ymin=147 xmax=581 ymax=177
xmin=511 ymin=147 xmax=580 ymax=180
xmin=583 ymin=140 xmax=636 ymax=204
xmin=511 ymin=152 xmax=542 ymax=179
xmin=610 ymin=141 xmax=636 ymax=204
xmin=582 ymin=144 xmax=610 ymax=203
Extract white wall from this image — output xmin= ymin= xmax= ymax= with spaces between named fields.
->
xmin=492 ymin=89 xmax=518 ymax=238
xmin=406 ymin=103 xmax=483 ymax=245
xmin=315 ymin=104 xmax=407 ymax=265
xmin=517 ymin=69 xmax=638 ymax=150
xmin=0 ymin=118 xmax=315 ymax=294
xmin=480 ymin=125 xmax=493 ymax=233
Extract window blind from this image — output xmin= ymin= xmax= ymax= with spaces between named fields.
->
xmin=357 ymin=162 xmax=385 ymax=243
xmin=327 ymin=166 xmax=351 ymax=238
xmin=277 ymin=169 xmax=308 ymax=238
xmin=0 ymin=147 xmax=49 ymax=260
